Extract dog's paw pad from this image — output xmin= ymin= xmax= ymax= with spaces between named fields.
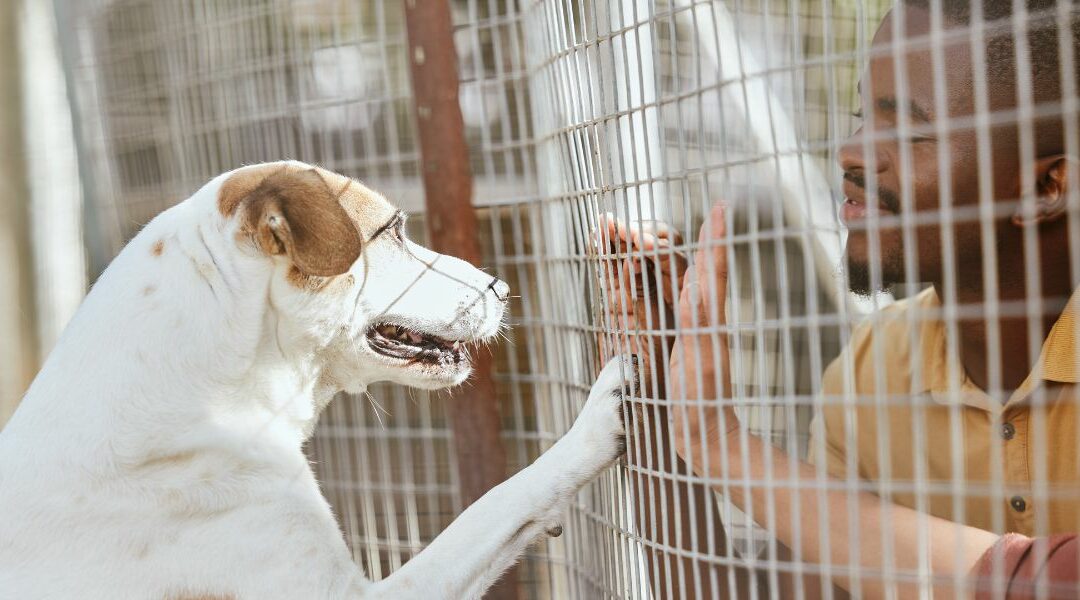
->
xmin=545 ymin=523 xmax=564 ymax=538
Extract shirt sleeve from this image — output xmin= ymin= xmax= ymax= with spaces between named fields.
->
xmin=972 ymin=533 xmax=1080 ymax=599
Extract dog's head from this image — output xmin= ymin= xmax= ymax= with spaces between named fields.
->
xmin=212 ymin=161 xmax=507 ymax=392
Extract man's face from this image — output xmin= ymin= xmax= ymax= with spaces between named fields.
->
xmin=840 ymin=6 xmax=1019 ymax=295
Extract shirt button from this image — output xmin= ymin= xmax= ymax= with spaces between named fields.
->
xmin=1010 ymin=496 xmax=1027 ymax=512
xmin=1001 ymin=422 xmax=1016 ymax=440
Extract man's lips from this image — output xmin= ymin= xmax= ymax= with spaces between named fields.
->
xmin=833 ymin=171 xmax=902 ymax=222
xmin=841 ymin=179 xmax=898 ymax=223
xmin=841 ymin=197 xmax=899 ymax=223
xmin=841 ymin=198 xmax=870 ymax=222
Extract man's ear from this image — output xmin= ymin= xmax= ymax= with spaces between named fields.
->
xmin=1012 ymin=155 xmax=1075 ymax=226
xmin=238 ymin=168 xmax=363 ymax=277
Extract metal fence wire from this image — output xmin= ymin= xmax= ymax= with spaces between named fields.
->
xmin=55 ymin=0 xmax=1080 ymax=597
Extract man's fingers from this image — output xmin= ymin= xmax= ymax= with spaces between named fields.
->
xmin=650 ymin=220 xmax=683 ymax=245
xmin=590 ymin=213 xmax=626 ymax=255
xmin=594 ymin=213 xmax=688 ymax=304
xmin=703 ymin=203 xmax=728 ymax=280
xmin=690 ymin=203 xmax=728 ymax=309
xmin=598 ymin=213 xmax=683 ymax=253
xmin=660 ymin=256 xmax=688 ymax=305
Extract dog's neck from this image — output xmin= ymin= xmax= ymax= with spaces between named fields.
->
xmin=11 ymin=201 xmax=344 ymax=474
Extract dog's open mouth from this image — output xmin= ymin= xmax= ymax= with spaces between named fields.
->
xmin=366 ymin=323 xmax=466 ymax=365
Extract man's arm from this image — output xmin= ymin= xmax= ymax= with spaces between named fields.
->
xmin=627 ymin=398 xmax=758 ymax=599
xmin=669 ymin=205 xmax=998 ymax=599
xmin=774 ymin=404 xmax=854 ymax=599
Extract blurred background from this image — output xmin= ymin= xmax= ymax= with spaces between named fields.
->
xmin=1 ymin=0 xmax=888 ymax=597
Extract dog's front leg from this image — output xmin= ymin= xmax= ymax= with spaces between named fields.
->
xmin=365 ymin=356 xmax=634 ymax=600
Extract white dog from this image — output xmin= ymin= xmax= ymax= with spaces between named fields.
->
xmin=0 ymin=161 xmax=632 ymax=599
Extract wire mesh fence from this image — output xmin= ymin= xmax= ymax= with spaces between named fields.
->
xmin=53 ymin=0 xmax=1080 ymax=597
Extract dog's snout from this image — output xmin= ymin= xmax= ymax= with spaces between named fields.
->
xmin=487 ymin=278 xmax=510 ymax=302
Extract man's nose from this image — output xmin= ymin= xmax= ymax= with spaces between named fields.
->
xmin=838 ymin=126 xmax=886 ymax=176
xmin=487 ymin=278 xmax=509 ymax=302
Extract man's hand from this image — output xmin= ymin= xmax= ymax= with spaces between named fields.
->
xmin=594 ymin=213 xmax=686 ymax=309
xmin=594 ymin=214 xmax=746 ymax=600
xmin=669 ymin=203 xmax=738 ymax=473
xmin=591 ymin=214 xmax=687 ymax=386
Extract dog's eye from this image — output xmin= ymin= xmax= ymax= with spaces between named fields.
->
xmin=372 ymin=211 xmax=408 ymax=244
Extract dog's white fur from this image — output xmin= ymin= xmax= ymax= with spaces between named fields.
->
xmin=0 ymin=161 xmax=630 ymax=599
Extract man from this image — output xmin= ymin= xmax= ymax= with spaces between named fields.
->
xmin=601 ymin=0 xmax=1080 ymax=595
xmin=668 ymin=207 xmax=1076 ymax=598
xmin=814 ymin=0 xmax=1080 ymax=539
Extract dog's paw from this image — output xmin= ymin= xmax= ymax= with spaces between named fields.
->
xmin=567 ymin=354 xmax=637 ymax=473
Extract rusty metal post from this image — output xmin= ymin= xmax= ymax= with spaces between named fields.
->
xmin=402 ymin=2 xmax=518 ymax=598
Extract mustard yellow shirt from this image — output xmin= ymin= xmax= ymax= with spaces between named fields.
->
xmin=810 ymin=287 xmax=1080 ymax=535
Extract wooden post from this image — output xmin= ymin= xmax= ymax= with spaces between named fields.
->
xmin=402 ymin=2 xmax=518 ymax=598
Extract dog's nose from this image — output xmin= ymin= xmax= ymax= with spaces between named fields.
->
xmin=487 ymin=278 xmax=510 ymax=302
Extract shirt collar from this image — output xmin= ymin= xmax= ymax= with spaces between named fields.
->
xmin=1033 ymin=288 xmax=1080 ymax=385
xmin=913 ymin=288 xmax=956 ymax=395
xmin=916 ymin=287 xmax=1080 ymax=409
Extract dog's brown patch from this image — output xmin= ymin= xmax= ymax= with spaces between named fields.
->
xmin=285 ymin=267 xmax=356 ymax=294
xmin=142 ymin=285 xmax=156 ymax=296
xmin=217 ymin=164 xmax=292 ymax=217
xmin=330 ymin=176 xmax=399 ymax=239
xmin=236 ymin=168 xmax=363 ymax=277
xmin=133 ymin=450 xmax=198 ymax=470
xmin=151 ymin=240 xmax=165 ymax=256
xmin=286 ymin=265 xmax=322 ymax=291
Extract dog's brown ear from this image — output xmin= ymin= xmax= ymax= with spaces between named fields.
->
xmin=235 ymin=168 xmax=363 ymax=277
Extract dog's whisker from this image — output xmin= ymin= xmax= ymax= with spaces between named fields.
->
xmin=364 ymin=391 xmax=390 ymax=429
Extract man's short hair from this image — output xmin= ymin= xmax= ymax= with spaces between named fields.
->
xmin=902 ymin=0 xmax=1080 ymax=112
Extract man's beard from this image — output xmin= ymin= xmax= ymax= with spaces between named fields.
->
xmin=841 ymin=170 xmax=906 ymax=295
xmin=844 ymin=249 xmax=905 ymax=297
